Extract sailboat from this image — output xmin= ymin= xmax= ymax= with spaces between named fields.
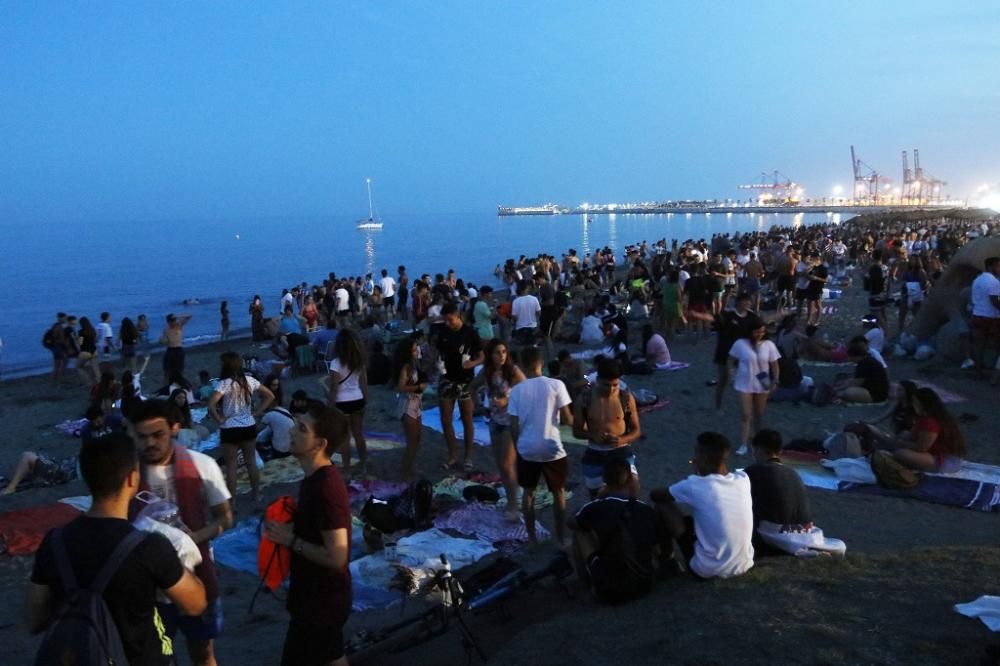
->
xmin=356 ymin=178 xmax=384 ymax=230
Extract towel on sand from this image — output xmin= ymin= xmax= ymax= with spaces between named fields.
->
xmin=433 ymin=502 xmax=548 ymax=543
xmin=423 ymin=407 xmax=588 ymax=448
xmin=955 ymin=596 xmax=1000 ymax=631
xmin=0 ymin=503 xmax=81 ymax=556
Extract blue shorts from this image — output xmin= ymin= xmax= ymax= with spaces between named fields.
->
xmin=158 ymin=597 xmax=223 ymax=642
xmin=581 ymin=445 xmax=638 ymax=490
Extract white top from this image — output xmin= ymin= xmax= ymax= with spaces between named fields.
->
xmin=869 ymin=348 xmax=888 ymax=369
xmin=334 ymin=287 xmax=350 ymax=312
xmin=678 ymin=269 xmax=690 ymax=290
xmin=864 ymin=327 xmax=885 ymax=353
xmin=511 ymin=294 xmax=541 ymax=330
xmin=213 ymin=376 xmax=261 ymax=428
xmin=580 ymin=315 xmax=604 ymax=343
xmin=260 ymin=408 xmax=295 ymax=453
xmin=281 ymin=292 xmax=294 ymax=312
xmin=97 ymin=322 xmax=113 ymax=341
xmin=971 ymin=272 xmax=1000 ymax=318
xmin=508 ymin=376 xmax=571 ymax=462
xmin=329 ymin=357 xmax=365 ymax=402
xmin=645 ymin=334 xmax=671 ymax=365
xmin=379 ymin=276 xmax=397 ymax=298
xmin=668 ymin=471 xmax=754 ymax=578
xmin=729 ymin=338 xmax=780 ymax=394
xmin=144 ymin=448 xmax=231 ymax=517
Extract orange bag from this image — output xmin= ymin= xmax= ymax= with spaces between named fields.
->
xmin=258 ymin=495 xmax=296 ymax=591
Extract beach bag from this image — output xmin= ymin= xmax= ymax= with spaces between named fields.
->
xmin=870 ymin=450 xmax=920 ymax=490
xmin=588 ymin=498 xmax=653 ymax=604
xmin=258 ymin=495 xmax=296 ymax=592
xmin=34 ymin=529 xmax=146 ymax=666
xmin=823 ymin=432 xmax=863 ymax=460
xmin=361 ymin=479 xmax=433 ymax=533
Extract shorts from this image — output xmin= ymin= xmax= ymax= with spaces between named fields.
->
xmin=335 ymin=398 xmax=367 ymax=415
xmin=488 ymin=421 xmax=511 ymax=438
xmin=33 ymin=454 xmax=78 ymax=486
xmin=513 ymin=327 xmax=537 ymax=345
xmin=539 ymin=305 xmax=559 ymax=336
xmin=158 ymin=597 xmax=223 ymax=643
xmin=439 ymin=379 xmax=473 ymax=401
xmin=868 ymin=295 xmax=888 ymax=308
xmin=581 ymin=446 xmax=638 ymax=490
xmin=163 ymin=347 xmax=185 ymax=374
xmin=397 ymin=394 xmax=422 ymax=420
xmin=744 ymin=277 xmax=761 ymax=294
xmin=777 ymin=275 xmax=795 ymax=293
xmin=516 ymin=454 xmax=568 ymax=492
xmin=794 ymin=288 xmax=808 ymax=301
xmin=971 ymin=315 xmax=1000 ymax=337
xmin=281 ymin=617 xmax=345 ymax=666
xmin=51 ymin=346 xmax=68 ymax=361
xmin=220 ymin=425 xmax=258 ymax=444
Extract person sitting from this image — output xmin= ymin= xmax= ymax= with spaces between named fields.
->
xmin=864 ymin=379 xmax=918 ymax=440
xmin=834 ymin=339 xmax=890 ymax=404
xmin=872 ymin=387 xmax=966 ymax=473
xmin=568 ymin=457 xmax=661 ymax=603
xmin=366 ymin=340 xmax=392 ymax=386
xmin=579 ymin=308 xmax=604 ymax=345
xmin=848 ymin=334 xmax=887 ymax=369
xmin=649 ymin=432 xmax=754 ymax=579
xmin=798 ymin=325 xmax=849 ymax=364
xmin=156 ymin=371 xmax=197 ymax=406
xmin=310 ymin=318 xmax=339 ymax=358
xmin=745 ymin=430 xmax=812 ymax=554
xmin=196 ymin=370 xmax=217 ymax=403
xmin=769 ymin=354 xmax=811 ymax=403
xmin=642 ymin=324 xmax=671 ymax=367
xmin=861 ymin=313 xmax=885 ymax=354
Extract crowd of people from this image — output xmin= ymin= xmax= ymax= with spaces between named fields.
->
xmin=18 ymin=211 xmax=1000 ymax=663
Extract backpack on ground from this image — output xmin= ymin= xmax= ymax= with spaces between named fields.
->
xmin=588 ymin=498 xmax=654 ymax=604
xmin=35 ymin=528 xmax=147 ymax=666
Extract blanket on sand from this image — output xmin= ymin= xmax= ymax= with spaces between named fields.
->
xmin=0 ymin=503 xmax=81 ymax=556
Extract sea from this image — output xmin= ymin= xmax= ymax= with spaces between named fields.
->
xmin=0 ymin=210 xmax=842 ymax=378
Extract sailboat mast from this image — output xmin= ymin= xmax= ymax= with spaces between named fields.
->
xmin=366 ymin=178 xmax=374 ymax=219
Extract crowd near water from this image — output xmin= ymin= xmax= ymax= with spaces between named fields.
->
xmin=11 ymin=208 xmax=1000 ymax=664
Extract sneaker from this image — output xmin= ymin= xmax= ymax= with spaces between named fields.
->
xmin=961 ymin=358 xmax=975 ymax=370
xmin=735 ymin=445 xmax=749 ymax=456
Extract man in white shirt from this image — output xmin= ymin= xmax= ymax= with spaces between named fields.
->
xmin=508 ymin=347 xmax=573 ymax=544
xmin=650 ymin=432 xmax=754 ymax=579
xmin=280 ymin=288 xmax=294 ymax=314
xmin=97 ymin=311 xmax=115 ymax=357
xmin=379 ymin=269 xmax=397 ymax=316
xmin=511 ymin=280 xmax=542 ymax=345
xmin=129 ymin=399 xmax=232 ymax=666
xmin=970 ymin=256 xmax=1000 ymax=378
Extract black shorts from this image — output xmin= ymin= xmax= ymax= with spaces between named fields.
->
xmin=281 ymin=617 xmax=345 ymax=666
xmin=539 ymin=305 xmax=559 ymax=336
xmin=777 ymin=275 xmax=795 ymax=292
xmin=163 ymin=346 xmax=185 ymax=373
xmin=868 ymin=295 xmax=888 ymax=308
xmin=794 ymin=288 xmax=808 ymax=301
xmin=516 ymin=454 xmax=568 ymax=492
xmin=220 ymin=425 xmax=257 ymax=444
xmin=335 ymin=398 xmax=367 ymax=415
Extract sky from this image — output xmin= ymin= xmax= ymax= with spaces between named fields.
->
xmin=2 ymin=1 xmax=999 ymax=223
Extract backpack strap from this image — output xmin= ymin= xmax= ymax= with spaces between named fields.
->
xmin=50 ymin=529 xmax=79 ymax=594
xmin=91 ymin=530 xmax=147 ymax=595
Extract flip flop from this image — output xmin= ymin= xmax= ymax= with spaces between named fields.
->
xmin=440 ymin=461 xmax=459 ymax=471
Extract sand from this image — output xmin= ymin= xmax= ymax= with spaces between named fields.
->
xmin=1 ymin=278 xmax=998 ymax=664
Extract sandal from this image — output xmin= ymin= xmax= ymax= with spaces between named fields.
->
xmin=463 ymin=460 xmax=474 ymax=473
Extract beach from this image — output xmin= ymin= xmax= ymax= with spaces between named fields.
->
xmin=1 ymin=254 xmax=998 ymax=664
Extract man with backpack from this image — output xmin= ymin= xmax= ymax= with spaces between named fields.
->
xmin=567 ymin=457 xmax=665 ymax=603
xmin=26 ymin=432 xmax=206 ymax=665
xmin=573 ymin=357 xmax=642 ymax=499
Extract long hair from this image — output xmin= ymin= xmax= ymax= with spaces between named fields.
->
xmin=169 ymin=388 xmax=193 ymax=428
xmin=333 ymin=328 xmax=366 ymax=373
xmin=483 ymin=339 xmax=516 ymax=390
xmin=79 ymin=317 xmax=97 ymax=343
xmin=915 ymin=387 xmax=966 ymax=457
xmin=392 ymin=336 xmax=417 ymax=385
xmin=219 ymin=351 xmax=251 ymax=401
xmin=120 ymin=317 xmax=138 ymax=342
xmin=740 ymin=314 xmax=766 ymax=349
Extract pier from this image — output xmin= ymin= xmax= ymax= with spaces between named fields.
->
xmin=497 ymin=203 xmax=961 ymax=217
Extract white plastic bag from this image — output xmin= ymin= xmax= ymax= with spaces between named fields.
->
xmin=134 ymin=516 xmax=203 ymax=570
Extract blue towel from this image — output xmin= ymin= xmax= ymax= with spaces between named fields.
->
xmin=840 ymin=476 xmax=1000 ymax=512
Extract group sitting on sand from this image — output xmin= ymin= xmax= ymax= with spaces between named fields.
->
xmin=12 ymin=211 xmax=998 ymax=663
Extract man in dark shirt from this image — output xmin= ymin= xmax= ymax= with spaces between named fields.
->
xmin=431 ymin=303 xmax=484 ymax=470
xmin=27 ymin=433 xmax=206 ymax=665
xmin=568 ymin=457 xmax=663 ymax=601
xmin=266 ymin=400 xmax=352 ymax=666
xmin=745 ymin=429 xmax=812 ymax=555
xmin=805 ymin=253 xmax=829 ymax=326
xmin=866 ymin=250 xmax=890 ymax=323
xmin=837 ymin=339 xmax=890 ymax=403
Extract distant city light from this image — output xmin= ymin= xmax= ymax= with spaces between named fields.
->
xmin=832 ymin=185 xmax=843 ymax=195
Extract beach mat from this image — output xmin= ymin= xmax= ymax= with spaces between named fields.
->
xmin=0 ymin=503 xmax=82 ymax=556
xmin=433 ymin=502 xmax=548 ymax=543
xmin=637 ymin=398 xmax=671 ymax=415
xmin=840 ymin=477 xmax=1000 ymax=512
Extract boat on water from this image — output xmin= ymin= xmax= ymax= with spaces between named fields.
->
xmin=357 ymin=178 xmax=383 ymax=230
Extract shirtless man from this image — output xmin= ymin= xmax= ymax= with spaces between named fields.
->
xmin=743 ymin=252 xmax=765 ymax=312
xmin=160 ymin=313 xmax=192 ymax=382
xmin=773 ymin=246 xmax=797 ymax=314
xmin=573 ymin=357 xmax=642 ymax=499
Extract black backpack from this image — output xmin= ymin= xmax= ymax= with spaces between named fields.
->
xmin=588 ymin=499 xmax=654 ymax=604
xmin=361 ymin=479 xmax=434 ymax=533
xmin=42 ymin=328 xmax=55 ymax=349
xmin=35 ymin=528 xmax=147 ymax=666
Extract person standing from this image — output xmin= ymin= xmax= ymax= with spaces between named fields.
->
xmin=379 ymin=269 xmax=397 ymax=317
xmin=394 ymin=336 xmax=427 ymax=481
xmin=97 ymin=312 xmax=115 ymax=359
xmin=265 ymin=401 xmax=352 ymax=666
xmin=804 ymin=252 xmax=828 ymax=327
xmin=432 ymin=303 xmax=484 ymax=471
xmin=26 ymin=432 xmax=207 ymax=665
xmin=508 ymin=346 xmax=573 ymax=543
xmin=473 ymin=285 xmax=496 ymax=341
xmin=44 ymin=313 xmax=69 ymax=385
xmin=220 ymin=301 xmax=230 ymax=340
xmin=510 ymin=279 xmax=541 ymax=346
xmin=728 ymin=315 xmax=780 ymax=456
xmin=970 ymin=256 xmax=1000 ymax=379
xmin=129 ymin=400 xmax=233 ymax=666
xmin=159 ymin=313 xmax=192 ymax=383
xmin=397 ymin=265 xmax=410 ymax=323
xmin=207 ymin=352 xmax=276 ymax=502
xmin=325 ymin=329 xmax=369 ymax=478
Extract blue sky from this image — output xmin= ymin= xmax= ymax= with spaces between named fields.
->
xmin=2 ymin=1 xmax=998 ymax=222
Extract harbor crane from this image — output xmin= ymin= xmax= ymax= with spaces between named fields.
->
xmin=738 ymin=170 xmax=802 ymax=205
xmin=851 ymin=145 xmax=892 ymax=205
xmin=902 ymin=148 xmax=947 ymax=204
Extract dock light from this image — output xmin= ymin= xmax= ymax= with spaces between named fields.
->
xmin=832 ymin=185 xmax=843 ymax=195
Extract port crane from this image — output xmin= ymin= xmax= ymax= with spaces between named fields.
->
xmin=851 ymin=146 xmax=892 ymax=205
xmin=738 ymin=170 xmax=802 ymax=205
xmin=902 ymin=149 xmax=946 ymax=204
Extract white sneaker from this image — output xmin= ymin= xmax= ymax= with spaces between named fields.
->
xmin=735 ymin=445 xmax=749 ymax=456
xmin=961 ymin=359 xmax=975 ymax=370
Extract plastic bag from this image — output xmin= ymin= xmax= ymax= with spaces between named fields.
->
xmin=134 ymin=516 xmax=202 ymax=571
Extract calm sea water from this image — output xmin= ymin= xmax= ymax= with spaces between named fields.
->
xmin=0 ymin=210 xmax=840 ymax=377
